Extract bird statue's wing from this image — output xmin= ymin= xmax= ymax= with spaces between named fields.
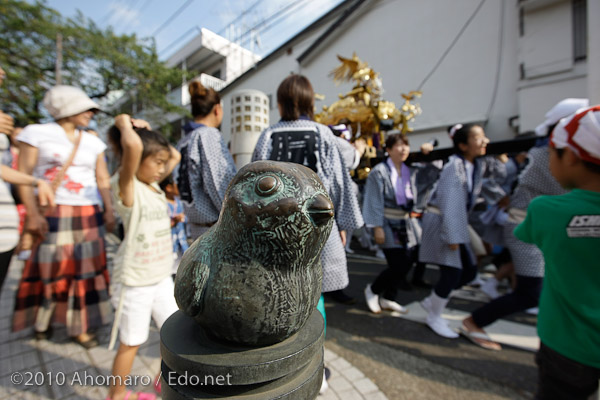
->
xmin=174 ymin=255 xmax=210 ymax=319
xmin=330 ymin=54 xmax=363 ymax=84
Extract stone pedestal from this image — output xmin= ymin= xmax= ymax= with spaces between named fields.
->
xmin=160 ymin=310 xmax=324 ymax=399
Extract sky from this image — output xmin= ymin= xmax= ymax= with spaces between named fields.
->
xmin=42 ymin=0 xmax=345 ymax=60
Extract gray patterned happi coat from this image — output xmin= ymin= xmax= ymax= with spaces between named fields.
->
xmin=505 ymin=146 xmax=567 ymax=277
xmin=177 ymin=126 xmax=237 ymax=240
xmin=418 ymin=155 xmax=484 ymax=269
xmin=252 ymin=119 xmax=364 ymax=292
xmin=362 ymin=160 xmax=422 ymax=249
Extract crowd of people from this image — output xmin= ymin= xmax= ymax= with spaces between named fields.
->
xmin=0 ymin=66 xmax=598 ymax=399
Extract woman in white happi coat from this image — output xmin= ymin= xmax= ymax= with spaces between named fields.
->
xmin=362 ymin=133 xmax=422 ymax=314
xmin=461 ymin=98 xmax=585 ymax=350
xmin=252 ymin=74 xmax=364 ymax=296
xmin=418 ymin=123 xmax=489 ymax=338
xmin=176 ymin=81 xmax=237 ymax=240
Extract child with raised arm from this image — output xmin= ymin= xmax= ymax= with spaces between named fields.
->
xmin=514 ymin=106 xmax=600 ymax=399
xmin=106 ymin=115 xmax=181 ymax=400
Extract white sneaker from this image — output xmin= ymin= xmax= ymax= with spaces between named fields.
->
xmin=525 ymin=307 xmax=539 ymax=315
xmin=375 ymin=249 xmax=385 ymax=259
xmin=480 ymin=278 xmax=500 ymax=300
xmin=364 ymin=284 xmax=381 ymax=313
xmin=379 ymin=298 xmax=408 ymax=314
xmin=426 ymin=315 xmax=459 ymax=338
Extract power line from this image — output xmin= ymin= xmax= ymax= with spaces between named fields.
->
xmin=159 ymin=0 xmax=309 ymax=58
xmin=158 ymin=0 xmax=264 ymax=55
xmin=220 ymin=0 xmax=265 ymax=36
xmin=417 ymin=0 xmax=487 ymax=91
xmin=152 ymin=0 xmax=195 ymax=37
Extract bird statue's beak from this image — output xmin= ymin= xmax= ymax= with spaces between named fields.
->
xmin=307 ymin=193 xmax=334 ymax=226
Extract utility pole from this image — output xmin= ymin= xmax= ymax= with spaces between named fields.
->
xmin=55 ymin=33 xmax=63 ymax=85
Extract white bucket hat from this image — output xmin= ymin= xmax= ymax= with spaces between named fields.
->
xmin=534 ymin=98 xmax=589 ymax=137
xmin=43 ymin=85 xmax=101 ymax=120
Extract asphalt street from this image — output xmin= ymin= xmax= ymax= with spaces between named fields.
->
xmin=323 ymin=252 xmax=538 ymax=400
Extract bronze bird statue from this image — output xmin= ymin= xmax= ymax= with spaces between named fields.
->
xmin=174 ymin=161 xmax=334 ymax=346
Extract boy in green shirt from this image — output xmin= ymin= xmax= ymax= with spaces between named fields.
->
xmin=514 ymin=105 xmax=600 ymax=400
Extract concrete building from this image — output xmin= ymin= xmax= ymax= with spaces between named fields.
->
xmin=112 ymin=28 xmax=261 ymax=138
xmin=163 ymin=28 xmax=261 ymax=137
xmin=218 ymin=0 xmax=593 ymax=158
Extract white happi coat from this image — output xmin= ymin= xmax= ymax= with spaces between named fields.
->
xmin=362 ymin=160 xmax=422 ymax=249
xmin=252 ymin=119 xmax=364 ymax=292
xmin=418 ymin=155 xmax=484 ymax=269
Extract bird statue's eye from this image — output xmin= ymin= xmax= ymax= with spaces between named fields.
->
xmin=255 ymin=175 xmax=279 ymax=196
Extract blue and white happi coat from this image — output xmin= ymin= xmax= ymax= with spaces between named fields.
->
xmin=504 ymin=146 xmax=567 ymax=277
xmin=418 ymin=155 xmax=484 ymax=269
xmin=362 ymin=160 xmax=422 ymax=249
xmin=177 ymin=124 xmax=237 ymax=240
xmin=252 ymin=119 xmax=364 ymax=292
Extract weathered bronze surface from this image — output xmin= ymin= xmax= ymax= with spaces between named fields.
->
xmin=174 ymin=161 xmax=334 ymax=346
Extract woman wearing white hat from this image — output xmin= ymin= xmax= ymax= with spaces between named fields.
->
xmin=12 ymin=85 xmax=115 ymax=348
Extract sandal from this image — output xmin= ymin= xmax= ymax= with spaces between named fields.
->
xmin=459 ymin=324 xmax=501 ymax=351
xmin=71 ymin=333 xmax=99 ymax=349
xmin=105 ymin=390 xmax=157 ymax=400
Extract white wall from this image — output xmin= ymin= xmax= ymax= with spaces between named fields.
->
xmin=222 ymin=0 xmax=520 ymax=149
xmin=221 ymin=0 xmax=591 ymax=152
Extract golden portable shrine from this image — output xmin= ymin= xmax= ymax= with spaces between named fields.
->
xmin=315 ymin=53 xmax=422 ymax=180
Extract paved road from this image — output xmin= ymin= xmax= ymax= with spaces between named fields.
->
xmin=323 ymin=252 xmax=538 ymax=400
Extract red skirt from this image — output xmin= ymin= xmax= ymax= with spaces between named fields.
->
xmin=12 ymin=205 xmax=111 ymax=336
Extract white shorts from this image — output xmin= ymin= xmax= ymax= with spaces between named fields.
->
xmin=111 ymin=276 xmax=178 ymax=346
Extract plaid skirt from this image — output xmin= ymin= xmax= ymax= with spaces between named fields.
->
xmin=12 ymin=205 xmax=111 ymax=336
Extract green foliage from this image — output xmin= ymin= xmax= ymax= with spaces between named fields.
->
xmin=0 ymin=0 xmax=187 ymax=127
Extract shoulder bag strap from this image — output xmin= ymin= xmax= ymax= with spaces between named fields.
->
xmin=49 ymin=131 xmax=83 ymax=193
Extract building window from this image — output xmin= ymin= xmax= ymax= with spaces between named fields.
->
xmin=244 ymin=125 xmax=252 ymax=132
xmin=255 ymin=106 xmax=261 ymax=112
xmin=244 ymin=115 xmax=251 ymax=121
xmin=255 ymin=96 xmax=261 ymax=103
xmin=236 ymin=97 xmax=241 ymax=103
xmin=254 ymin=125 xmax=261 ymax=131
xmin=236 ymin=106 xmax=241 ymax=112
xmin=245 ymin=96 xmax=251 ymax=102
xmin=573 ymin=0 xmax=587 ymax=61
xmin=255 ymin=116 xmax=261 ymax=122
xmin=264 ymin=118 xmax=268 ymax=123
xmin=236 ymin=126 xmax=241 ymax=132
xmin=236 ymin=116 xmax=241 ymax=122
xmin=245 ymin=106 xmax=251 ymax=111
